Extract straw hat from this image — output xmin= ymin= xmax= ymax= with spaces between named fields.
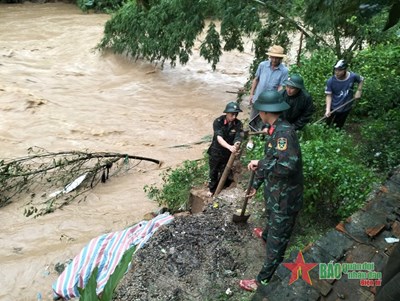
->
xmin=266 ymin=45 xmax=286 ymax=58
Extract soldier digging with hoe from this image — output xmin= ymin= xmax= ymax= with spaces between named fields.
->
xmin=207 ymin=102 xmax=243 ymax=197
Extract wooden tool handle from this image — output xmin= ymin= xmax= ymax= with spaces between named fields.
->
xmin=214 ymin=142 xmax=241 ymax=196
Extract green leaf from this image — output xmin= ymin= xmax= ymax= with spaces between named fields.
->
xmin=100 ymin=246 xmax=136 ymax=301
xmin=78 ymin=266 xmax=100 ymax=301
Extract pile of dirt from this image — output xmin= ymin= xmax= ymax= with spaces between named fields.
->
xmin=113 ymin=188 xmax=266 ymax=301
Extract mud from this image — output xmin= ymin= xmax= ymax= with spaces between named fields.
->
xmin=114 ymin=188 xmax=266 ymax=301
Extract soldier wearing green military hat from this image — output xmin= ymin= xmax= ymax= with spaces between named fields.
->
xmin=239 ymin=91 xmax=304 ymax=292
xmin=207 ymin=102 xmax=243 ymax=197
xmin=248 ymin=74 xmax=314 ymax=133
xmin=281 ymin=74 xmax=315 ymax=130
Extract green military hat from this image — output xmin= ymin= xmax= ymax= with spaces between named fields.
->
xmin=283 ymin=74 xmax=304 ymax=90
xmin=223 ymin=102 xmax=242 ymax=113
xmin=254 ymin=91 xmax=290 ymax=112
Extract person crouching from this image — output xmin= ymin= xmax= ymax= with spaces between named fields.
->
xmin=207 ymin=102 xmax=243 ymax=197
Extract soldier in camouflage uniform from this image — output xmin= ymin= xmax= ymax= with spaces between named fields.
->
xmin=239 ymin=91 xmax=304 ymax=292
xmin=207 ymin=102 xmax=243 ymax=197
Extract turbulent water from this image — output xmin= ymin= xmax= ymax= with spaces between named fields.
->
xmin=0 ymin=3 xmax=254 ymax=300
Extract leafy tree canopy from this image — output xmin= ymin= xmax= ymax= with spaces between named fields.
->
xmin=97 ymin=0 xmax=399 ymax=69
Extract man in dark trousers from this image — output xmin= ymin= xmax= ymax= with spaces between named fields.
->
xmin=325 ymin=59 xmax=364 ymax=129
xmin=239 ymin=91 xmax=304 ymax=291
xmin=207 ymin=102 xmax=243 ymax=197
xmin=281 ymin=74 xmax=315 ymax=130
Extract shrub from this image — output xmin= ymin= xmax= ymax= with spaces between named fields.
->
xmin=351 ymin=43 xmax=400 ymax=118
xmin=144 ymin=159 xmax=208 ymax=212
xmin=301 ymin=125 xmax=376 ymax=219
xmin=289 ymin=49 xmax=336 ymax=120
xmin=289 ymin=42 xmax=400 ymax=123
xmin=244 ymin=124 xmax=377 ymax=220
xmin=360 ymin=109 xmax=400 ymax=172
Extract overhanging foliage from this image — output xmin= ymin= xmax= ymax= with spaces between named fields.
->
xmin=97 ymin=0 xmax=399 ymax=69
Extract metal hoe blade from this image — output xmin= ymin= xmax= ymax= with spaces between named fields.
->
xmin=232 ymin=171 xmax=255 ymax=223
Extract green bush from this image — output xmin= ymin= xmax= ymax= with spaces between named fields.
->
xmin=360 ymin=109 xmax=400 ymax=172
xmin=244 ymin=125 xmax=376 ymax=220
xmin=288 ymin=41 xmax=399 ymax=185
xmin=144 ymin=159 xmax=208 ymax=212
xmin=301 ymin=125 xmax=376 ymax=219
xmin=289 ymin=42 xmax=400 ymax=123
xmin=289 ymin=49 xmax=336 ymax=120
xmin=351 ymin=43 xmax=400 ymax=118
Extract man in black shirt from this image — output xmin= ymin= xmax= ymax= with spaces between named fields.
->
xmin=249 ymin=74 xmax=314 ymax=132
xmin=207 ymin=102 xmax=243 ymax=197
xmin=281 ymin=74 xmax=315 ymax=131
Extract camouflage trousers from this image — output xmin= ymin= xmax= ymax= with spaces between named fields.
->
xmin=256 ymin=210 xmax=298 ymax=283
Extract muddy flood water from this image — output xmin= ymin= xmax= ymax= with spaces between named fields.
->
xmin=0 ymin=3 xmax=255 ymax=300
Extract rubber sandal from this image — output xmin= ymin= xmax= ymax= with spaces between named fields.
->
xmin=253 ymin=227 xmax=263 ymax=239
xmin=239 ymin=279 xmax=259 ymax=292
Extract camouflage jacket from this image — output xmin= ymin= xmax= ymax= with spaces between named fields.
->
xmin=252 ymin=118 xmax=304 ymax=215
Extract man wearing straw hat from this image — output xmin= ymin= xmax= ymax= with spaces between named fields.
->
xmin=249 ymin=45 xmax=289 ymax=120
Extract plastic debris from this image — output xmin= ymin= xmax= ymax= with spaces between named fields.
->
xmin=246 ymin=141 xmax=254 ymax=151
xmin=385 ymin=237 xmax=400 ymax=243
xmin=49 ymin=173 xmax=87 ymax=198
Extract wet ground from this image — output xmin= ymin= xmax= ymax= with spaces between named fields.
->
xmin=113 ymin=168 xmax=400 ymax=301
xmin=113 ymin=187 xmax=266 ymax=301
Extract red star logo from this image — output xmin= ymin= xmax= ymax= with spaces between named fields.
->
xmin=282 ymin=251 xmax=318 ymax=285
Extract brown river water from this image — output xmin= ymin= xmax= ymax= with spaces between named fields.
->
xmin=0 ymin=3 xmax=255 ymax=300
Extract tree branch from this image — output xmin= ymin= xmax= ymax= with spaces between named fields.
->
xmin=253 ymin=0 xmax=330 ymax=48
xmin=0 ymin=150 xmax=162 ymax=217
